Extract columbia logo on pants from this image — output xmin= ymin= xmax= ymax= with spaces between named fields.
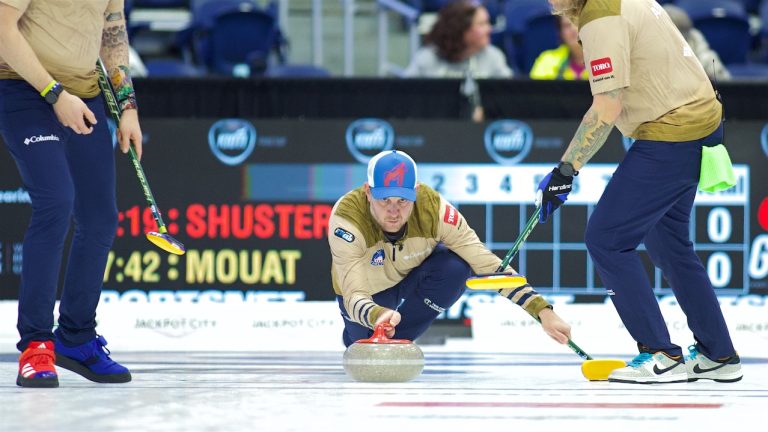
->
xmin=24 ymin=134 xmax=60 ymax=145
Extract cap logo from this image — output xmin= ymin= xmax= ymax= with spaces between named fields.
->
xmin=383 ymin=162 xmax=406 ymax=187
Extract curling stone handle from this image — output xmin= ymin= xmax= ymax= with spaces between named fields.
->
xmin=372 ymin=323 xmax=393 ymax=340
xmin=354 ymin=322 xmax=411 ymax=344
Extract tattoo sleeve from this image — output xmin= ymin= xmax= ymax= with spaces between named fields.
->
xmin=100 ymin=12 xmax=138 ymax=111
xmin=563 ymin=88 xmax=622 ymax=167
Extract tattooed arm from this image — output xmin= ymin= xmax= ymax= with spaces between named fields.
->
xmin=100 ymin=6 xmax=135 ymax=111
xmin=100 ymin=2 xmax=143 ymax=159
xmin=561 ymin=88 xmax=623 ymax=170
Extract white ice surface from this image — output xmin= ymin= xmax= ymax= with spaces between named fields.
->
xmin=1 ymin=340 xmax=765 ymax=432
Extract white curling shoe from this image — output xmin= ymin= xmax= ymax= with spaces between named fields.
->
xmin=608 ymin=351 xmax=688 ymax=384
xmin=685 ymin=345 xmax=743 ymax=383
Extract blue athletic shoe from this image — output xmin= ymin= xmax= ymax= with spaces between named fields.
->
xmin=54 ymin=335 xmax=131 ymax=383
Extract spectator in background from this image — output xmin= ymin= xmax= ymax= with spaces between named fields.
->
xmin=663 ymin=4 xmax=731 ymax=81
xmin=530 ymin=16 xmax=588 ymax=80
xmin=405 ymin=0 xmax=513 ymax=122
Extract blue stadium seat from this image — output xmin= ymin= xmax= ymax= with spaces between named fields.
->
xmin=411 ymin=0 xmax=453 ymax=13
xmin=762 ymin=0 xmax=768 ymax=36
xmin=675 ymin=0 xmax=747 ymax=18
xmin=676 ymin=0 xmax=750 ymax=65
xmin=145 ymin=59 xmax=204 ymax=77
xmin=731 ymin=0 xmax=762 ymax=13
xmin=498 ymin=0 xmax=558 ymax=73
xmin=132 ymin=0 xmax=189 ymax=7
xmin=206 ymin=10 xmax=281 ymax=75
xmin=726 ymin=62 xmax=768 ymax=79
xmin=265 ymin=64 xmax=332 ymax=78
xmin=183 ymin=0 xmax=285 ymax=75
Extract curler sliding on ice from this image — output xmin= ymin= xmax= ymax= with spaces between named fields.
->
xmin=466 ymin=206 xmax=625 ymax=381
xmin=327 ymin=150 xmax=575 ymax=378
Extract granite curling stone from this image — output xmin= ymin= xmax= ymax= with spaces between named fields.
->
xmin=343 ymin=323 xmax=425 ymax=383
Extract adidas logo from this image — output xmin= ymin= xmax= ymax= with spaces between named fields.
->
xmin=23 ymin=134 xmax=60 ymax=145
xmin=38 ymin=343 xmax=47 ymax=349
xmin=21 ymin=362 xmax=35 ymax=378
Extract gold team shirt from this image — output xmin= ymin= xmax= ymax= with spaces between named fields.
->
xmin=579 ymin=0 xmax=721 ymax=141
xmin=328 ymin=184 xmax=551 ymax=329
xmin=0 ymin=0 xmax=124 ymax=97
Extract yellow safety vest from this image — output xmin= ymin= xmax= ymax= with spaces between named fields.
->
xmin=529 ymin=45 xmax=589 ymax=80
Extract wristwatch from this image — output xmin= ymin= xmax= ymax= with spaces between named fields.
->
xmin=557 ymin=161 xmax=578 ymax=177
xmin=41 ymin=81 xmax=64 ymax=105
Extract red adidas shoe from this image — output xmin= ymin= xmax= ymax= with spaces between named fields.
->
xmin=17 ymin=340 xmax=59 ymax=388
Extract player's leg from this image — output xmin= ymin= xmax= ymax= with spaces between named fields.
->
xmin=642 ymin=125 xmax=741 ymax=382
xmin=584 ymin=140 xmax=683 ymax=356
xmin=390 ymin=244 xmax=470 ymax=341
xmin=51 ymin=96 xmax=129 ymax=383
xmin=644 ymin=188 xmax=736 ymax=360
xmin=55 ymin=95 xmax=117 ymax=345
xmin=0 ymin=80 xmax=74 ymax=387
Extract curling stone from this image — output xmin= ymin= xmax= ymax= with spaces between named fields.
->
xmin=343 ymin=323 xmax=424 ymax=383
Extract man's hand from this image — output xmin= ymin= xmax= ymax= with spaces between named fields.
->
xmin=538 ymin=307 xmax=571 ymax=344
xmin=53 ymin=91 xmax=96 ymax=135
xmin=536 ymin=166 xmax=573 ymax=223
xmin=374 ymin=308 xmax=402 ymax=338
xmin=118 ymin=109 xmax=143 ymax=160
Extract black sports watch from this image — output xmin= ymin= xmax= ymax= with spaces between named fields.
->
xmin=43 ymin=82 xmax=64 ymax=105
xmin=557 ymin=161 xmax=578 ymax=177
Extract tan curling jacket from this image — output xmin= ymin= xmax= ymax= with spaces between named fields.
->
xmin=328 ymin=183 xmax=551 ymax=329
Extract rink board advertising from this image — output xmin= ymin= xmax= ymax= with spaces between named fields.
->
xmin=2 ymin=119 xmax=768 ymax=321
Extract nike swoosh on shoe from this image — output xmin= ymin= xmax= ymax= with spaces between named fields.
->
xmin=653 ymin=363 xmax=682 ymax=375
xmin=693 ymin=363 xmax=729 ymax=374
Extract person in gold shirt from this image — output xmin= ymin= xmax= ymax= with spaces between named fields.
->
xmin=328 ymin=150 xmax=572 ymax=347
xmin=536 ymin=0 xmax=741 ymax=384
xmin=0 ymin=0 xmax=141 ymax=387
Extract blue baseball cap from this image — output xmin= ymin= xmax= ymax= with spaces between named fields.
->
xmin=367 ymin=150 xmax=418 ymax=201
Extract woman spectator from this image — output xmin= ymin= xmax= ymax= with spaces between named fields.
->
xmin=405 ymin=0 xmax=513 ymax=122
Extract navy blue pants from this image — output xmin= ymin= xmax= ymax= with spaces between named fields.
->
xmin=0 ymin=80 xmax=117 ymax=351
xmin=337 ymin=244 xmax=470 ymax=347
xmin=585 ymin=124 xmax=736 ymax=359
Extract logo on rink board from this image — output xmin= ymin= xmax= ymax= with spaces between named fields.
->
xmin=345 ymin=118 xmax=394 ymax=163
xmin=483 ymin=120 xmax=533 ymax=165
xmin=208 ymin=119 xmax=257 ymax=166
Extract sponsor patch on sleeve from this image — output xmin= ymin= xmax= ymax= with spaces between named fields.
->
xmin=590 ymin=57 xmax=613 ymax=76
xmin=334 ymin=227 xmax=355 ymax=242
xmin=443 ymin=205 xmax=458 ymax=226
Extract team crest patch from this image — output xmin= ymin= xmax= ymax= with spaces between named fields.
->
xmin=334 ymin=227 xmax=355 ymax=243
xmin=443 ymin=205 xmax=458 ymax=226
xmin=590 ymin=57 xmax=613 ymax=76
xmin=370 ymin=249 xmax=385 ymax=266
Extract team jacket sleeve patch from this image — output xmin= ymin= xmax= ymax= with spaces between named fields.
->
xmin=590 ymin=57 xmax=613 ymax=76
xmin=443 ymin=205 xmax=458 ymax=226
xmin=333 ymin=227 xmax=355 ymax=242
